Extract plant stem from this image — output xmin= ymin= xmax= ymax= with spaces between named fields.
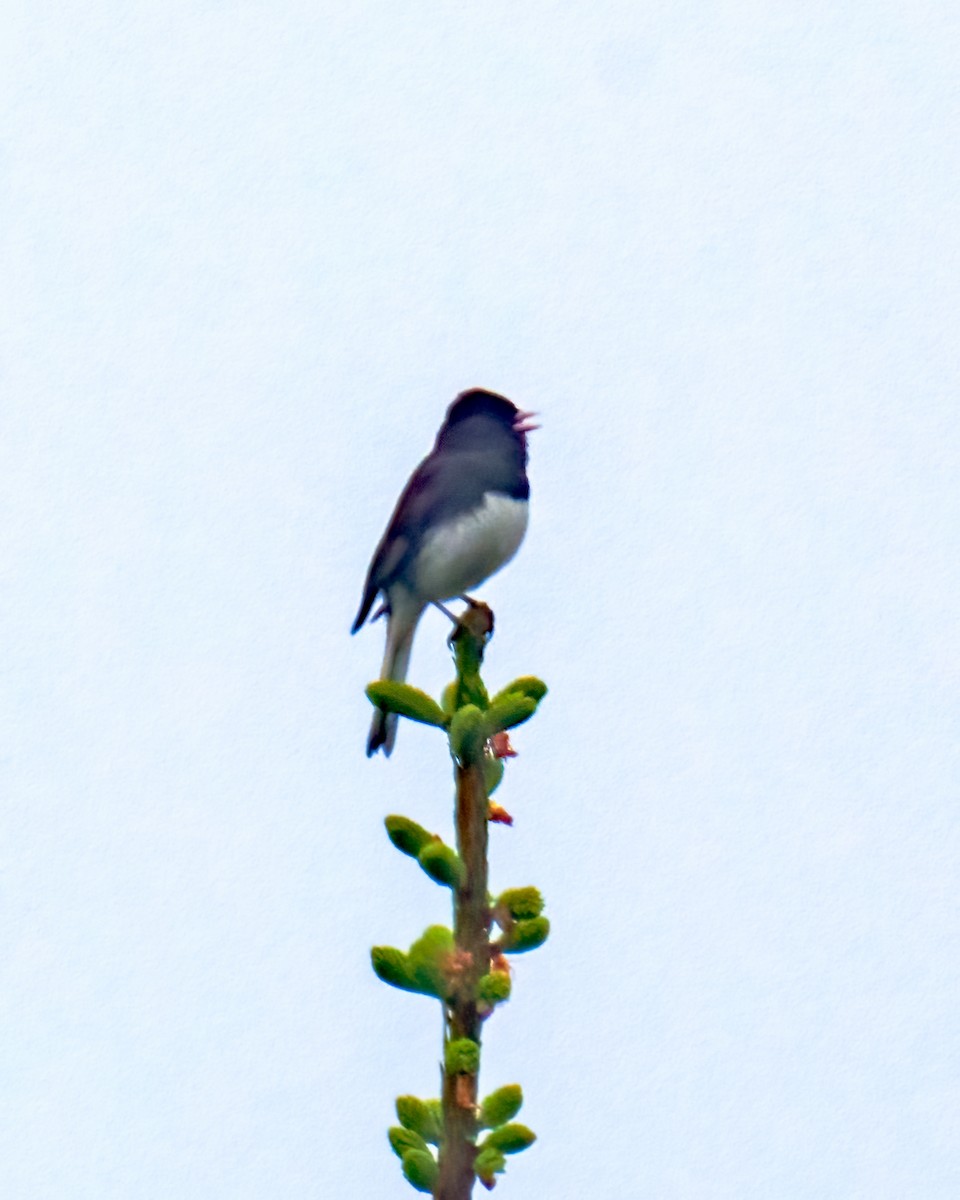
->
xmin=436 ymin=605 xmax=494 ymax=1200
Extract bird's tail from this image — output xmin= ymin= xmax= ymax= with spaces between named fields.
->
xmin=367 ymin=599 xmax=423 ymax=757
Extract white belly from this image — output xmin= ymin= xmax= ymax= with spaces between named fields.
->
xmin=412 ymin=493 xmax=529 ymax=601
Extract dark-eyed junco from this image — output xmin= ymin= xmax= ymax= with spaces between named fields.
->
xmin=352 ymin=388 xmax=536 ymax=756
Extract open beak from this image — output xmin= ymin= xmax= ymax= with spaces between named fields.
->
xmin=513 ymin=410 xmax=540 ymax=434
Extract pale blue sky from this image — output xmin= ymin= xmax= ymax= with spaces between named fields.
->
xmin=3 ymin=2 xmax=959 ymax=1196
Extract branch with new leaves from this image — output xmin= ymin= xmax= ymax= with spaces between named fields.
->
xmin=367 ymin=603 xmax=548 ymax=1197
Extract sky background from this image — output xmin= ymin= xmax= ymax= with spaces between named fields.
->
xmin=3 ymin=2 xmax=959 ymax=1196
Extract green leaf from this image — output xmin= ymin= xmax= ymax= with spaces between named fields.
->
xmin=464 ymin=676 xmax=490 ymax=709
xmin=370 ymin=946 xmax=417 ymax=992
xmin=388 ymin=1126 xmax=428 ymax=1159
xmin=490 ymin=676 xmax=548 ymax=706
xmin=497 ymin=916 xmax=550 ymax=954
xmin=444 ymin=1037 xmax=480 ymax=1075
xmin=497 ymin=887 xmax=544 ymax=920
xmin=483 ymin=694 xmax=538 ymax=737
xmin=401 ymin=1148 xmax=439 ymax=1193
xmin=372 ymin=927 xmax=457 ymax=998
xmin=477 ymin=970 xmax=511 ymax=1005
xmin=483 ymin=751 xmax=505 ymax=795
xmin=448 ymin=704 xmax=486 ymax=763
xmin=417 ymin=841 xmax=466 ymax=889
xmin=474 ymin=1145 xmax=507 ymax=1185
xmin=407 ymin=925 xmax=455 ymax=997
xmin=423 ymin=1099 xmax=443 ymax=1145
xmin=480 ymin=1084 xmax=523 ymax=1129
xmin=384 ymin=815 xmax=434 ymax=858
xmin=483 ymin=1123 xmax=537 ymax=1154
xmin=395 ymin=1095 xmax=441 ymax=1142
xmin=365 ymin=681 xmax=447 ymax=728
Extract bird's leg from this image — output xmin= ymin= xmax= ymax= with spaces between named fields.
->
xmin=432 ymin=600 xmax=459 ymax=624
xmin=458 ymin=593 xmax=481 ymax=608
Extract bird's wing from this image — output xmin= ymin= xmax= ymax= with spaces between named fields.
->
xmin=351 ymin=454 xmax=446 ymax=632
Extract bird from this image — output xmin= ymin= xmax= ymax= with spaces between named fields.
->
xmin=352 ymin=388 xmax=536 ymax=756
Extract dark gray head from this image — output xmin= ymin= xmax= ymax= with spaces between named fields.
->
xmin=435 ymin=388 xmax=537 ymax=461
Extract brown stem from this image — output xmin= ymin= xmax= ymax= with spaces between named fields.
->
xmin=436 ymin=605 xmax=493 ymax=1200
